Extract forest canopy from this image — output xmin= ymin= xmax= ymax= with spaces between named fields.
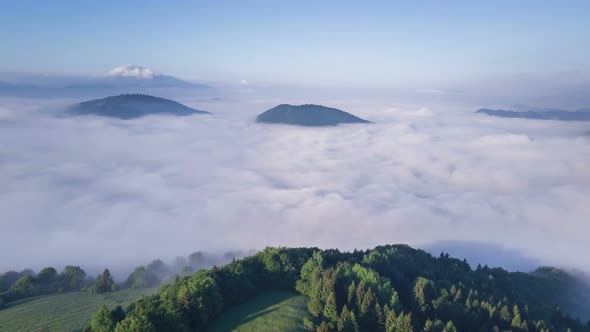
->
xmin=87 ymin=245 xmax=590 ymax=332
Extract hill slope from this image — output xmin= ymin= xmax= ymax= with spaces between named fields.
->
xmin=0 ymin=288 xmax=156 ymax=332
xmin=256 ymin=104 xmax=370 ymax=126
xmin=67 ymin=94 xmax=210 ymax=119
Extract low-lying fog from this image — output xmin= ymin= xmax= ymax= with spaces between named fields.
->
xmin=1 ymin=93 xmax=589 ymax=274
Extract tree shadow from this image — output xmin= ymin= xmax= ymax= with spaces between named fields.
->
xmin=208 ymin=291 xmax=302 ymax=332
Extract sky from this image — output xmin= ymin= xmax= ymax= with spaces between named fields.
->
xmin=1 ymin=0 xmax=589 ymax=88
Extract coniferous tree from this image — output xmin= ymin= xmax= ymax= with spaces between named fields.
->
xmin=442 ymin=321 xmax=458 ymax=332
xmin=396 ymin=312 xmax=414 ymax=332
xmin=323 ymin=290 xmax=338 ymax=327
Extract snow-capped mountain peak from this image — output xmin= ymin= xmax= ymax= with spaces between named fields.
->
xmin=107 ymin=65 xmax=159 ymax=79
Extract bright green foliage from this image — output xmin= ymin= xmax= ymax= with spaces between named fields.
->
xmin=385 ymin=305 xmax=397 ymax=332
xmin=512 ymin=304 xmax=525 ymax=329
xmin=442 ymin=320 xmax=457 ymax=332
xmin=8 ymin=274 xmax=36 ymax=298
xmin=413 ymin=277 xmax=436 ymax=314
xmin=323 ymin=290 xmax=338 ymax=325
xmin=91 ymin=305 xmax=115 ymax=332
xmin=395 ymin=312 xmax=414 ymax=332
xmin=114 ymin=314 xmax=155 ymax=332
xmin=500 ymin=305 xmax=512 ymax=322
xmin=390 ymin=290 xmax=402 ymax=314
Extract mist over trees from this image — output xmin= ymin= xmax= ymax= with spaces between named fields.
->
xmin=0 ymin=250 xmax=248 ymax=309
xmin=88 ymin=245 xmax=590 ymax=332
xmin=0 ymin=266 xmax=90 ymax=306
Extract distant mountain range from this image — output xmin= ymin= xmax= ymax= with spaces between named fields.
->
xmin=66 ymin=94 xmax=210 ymax=119
xmin=476 ymin=107 xmax=590 ymax=121
xmin=0 ymin=66 xmax=210 ymax=98
xmin=65 ymin=65 xmax=210 ymax=89
xmin=256 ymin=104 xmax=371 ymax=126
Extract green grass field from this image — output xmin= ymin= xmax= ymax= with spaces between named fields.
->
xmin=0 ymin=288 xmax=157 ymax=332
xmin=207 ymin=291 xmax=310 ymax=332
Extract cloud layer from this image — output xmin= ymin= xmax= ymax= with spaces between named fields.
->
xmin=1 ymin=97 xmax=589 ymax=273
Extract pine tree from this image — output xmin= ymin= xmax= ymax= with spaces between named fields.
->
xmin=338 ymin=305 xmax=355 ymax=332
xmin=385 ymin=305 xmax=397 ymax=332
xmin=395 ymin=312 xmax=414 ymax=332
xmin=355 ymin=281 xmax=367 ymax=310
xmin=349 ymin=311 xmax=359 ymax=332
xmin=500 ymin=305 xmax=512 ymax=322
xmin=511 ymin=304 xmax=525 ymax=330
xmin=323 ymin=290 xmax=338 ymax=326
xmin=316 ymin=321 xmax=330 ymax=332
xmin=308 ymin=279 xmax=324 ymax=317
xmin=391 ymin=290 xmax=403 ymax=313
xmin=347 ymin=281 xmax=356 ymax=308
xmin=442 ymin=321 xmax=458 ymax=332
xmin=375 ymin=302 xmax=385 ymax=330
xmin=360 ymin=287 xmax=375 ymax=317
xmin=413 ymin=277 xmax=436 ymax=314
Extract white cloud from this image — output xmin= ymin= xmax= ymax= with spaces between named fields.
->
xmin=240 ymin=79 xmax=249 ymax=85
xmin=0 ymin=97 xmax=589 ymax=273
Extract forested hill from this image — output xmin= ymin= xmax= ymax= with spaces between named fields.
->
xmin=256 ymin=104 xmax=371 ymax=126
xmin=89 ymin=245 xmax=590 ymax=332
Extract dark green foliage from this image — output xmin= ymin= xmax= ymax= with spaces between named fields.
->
xmin=93 ymin=269 xmax=117 ymax=293
xmin=0 ymin=266 xmax=89 ymax=305
xmin=0 ymin=270 xmax=32 ymax=292
xmin=61 ymin=266 xmax=87 ymax=291
xmin=37 ymin=267 xmax=59 ymax=293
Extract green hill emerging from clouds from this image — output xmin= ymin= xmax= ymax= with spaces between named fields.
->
xmin=67 ymin=94 xmax=210 ymax=119
xmin=256 ymin=104 xmax=370 ymax=126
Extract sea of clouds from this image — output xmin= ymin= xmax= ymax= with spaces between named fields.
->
xmin=1 ymin=95 xmax=589 ymax=274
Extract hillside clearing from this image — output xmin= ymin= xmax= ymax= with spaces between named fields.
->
xmin=207 ymin=291 xmax=309 ymax=332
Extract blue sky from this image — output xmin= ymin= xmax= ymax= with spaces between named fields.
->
xmin=1 ymin=0 xmax=589 ymax=87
